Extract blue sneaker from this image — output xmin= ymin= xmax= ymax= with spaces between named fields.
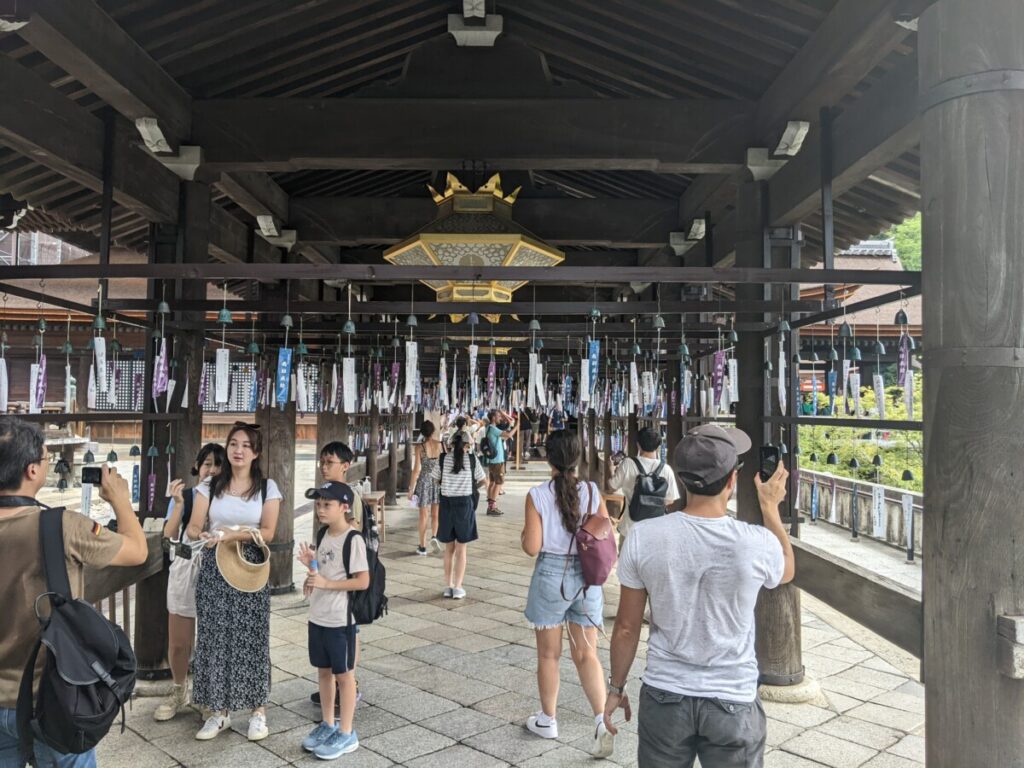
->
xmin=302 ymin=722 xmax=337 ymax=752
xmin=314 ymin=730 xmax=359 ymax=760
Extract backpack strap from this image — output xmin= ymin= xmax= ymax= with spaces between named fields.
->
xmin=315 ymin=523 xmax=328 ymax=550
xmin=40 ymin=507 xmax=72 ymax=600
xmin=16 ymin=636 xmax=44 ymax=764
xmin=341 ymin=529 xmax=361 ymax=628
xmin=631 ymin=456 xmax=652 ymax=478
xmin=180 ymin=490 xmax=195 ymax=534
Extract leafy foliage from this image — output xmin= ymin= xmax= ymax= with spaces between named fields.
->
xmin=881 ymin=213 xmax=921 ymax=272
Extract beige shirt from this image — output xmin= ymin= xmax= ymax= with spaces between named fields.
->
xmin=609 ymin=455 xmax=681 ymax=538
xmin=309 ymin=527 xmax=369 ymax=628
xmin=0 ymin=506 xmax=123 ymax=707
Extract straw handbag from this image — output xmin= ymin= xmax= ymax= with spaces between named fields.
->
xmin=215 ymin=528 xmax=271 ymax=593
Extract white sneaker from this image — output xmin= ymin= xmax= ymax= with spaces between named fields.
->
xmin=443 ymin=587 xmax=454 ymax=598
xmin=153 ymin=683 xmax=188 ymax=721
xmin=195 ymin=714 xmax=231 ymax=741
xmin=247 ymin=712 xmax=269 ymax=741
xmin=592 ymin=717 xmax=615 ymax=758
xmin=526 ymin=712 xmax=559 ymax=739
xmin=451 ymin=587 xmax=466 ymax=600
xmin=430 ymin=537 xmax=442 ymax=554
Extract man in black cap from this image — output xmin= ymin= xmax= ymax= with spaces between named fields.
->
xmin=601 ymin=424 xmax=794 ymax=768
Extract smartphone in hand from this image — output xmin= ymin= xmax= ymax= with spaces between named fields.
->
xmin=759 ymin=445 xmax=781 ymax=483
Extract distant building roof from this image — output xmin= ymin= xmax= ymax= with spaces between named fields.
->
xmin=839 ymin=239 xmax=898 ymax=259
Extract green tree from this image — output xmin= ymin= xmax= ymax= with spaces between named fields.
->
xmin=881 ymin=213 xmax=921 ymax=272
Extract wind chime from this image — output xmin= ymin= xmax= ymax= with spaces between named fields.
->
xmin=277 ymin=287 xmax=294 ymax=412
xmin=342 ymin=284 xmax=357 ymax=416
xmin=838 ymin=304 xmax=861 ymax=416
xmin=246 ymin=313 xmax=261 ymax=412
xmin=212 ymin=282 xmax=232 ymax=412
xmin=777 ymin=302 xmax=792 ymax=455
xmin=895 ymin=296 xmax=915 ymax=484
xmin=678 ymin=315 xmax=691 ymax=420
xmin=154 ymin=287 xmax=172 ymax=412
xmin=29 ymin=289 xmax=47 ymax=415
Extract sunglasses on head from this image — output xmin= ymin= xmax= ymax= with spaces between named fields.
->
xmin=232 ymin=421 xmax=261 ymax=431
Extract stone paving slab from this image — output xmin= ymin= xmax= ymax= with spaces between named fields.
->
xmin=101 ymin=462 xmax=926 ymax=767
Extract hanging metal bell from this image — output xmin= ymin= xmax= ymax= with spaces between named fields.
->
xmin=590 ymin=307 xmax=601 ymax=320
xmin=779 ymin=442 xmax=789 ymax=455
xmin=763 ymin=361 xmax=773 ymax=373
xmin=37 ymin=318 xmax=47 ymax=332
xmin=57 ymin=478 xmax=68 ymax=491
xmin=93 ymin=316 xmax=107 ymax=331
xmin=129 ymin=445 xmax=141 ymax=457
xmin=906 ymin=335 xmax=916 ymax=351
xmin=146 ymin=445 xmax=159 ymax=458
xmin=535 ymin=338 xmax=544 ymax=351
xmin=838 ymin=321 xmax=853 ymax=338
xmin=678 ymin=342 xmax=690 ymax=357
xmin=342 ymin=320 xmax=356 ymax=335
xmin=849 ymin=347 xmax=862 ymax=361
xmin=83 ymin=450 xmax=95 ymax=464
xmin=873 ymin=340 xmax=886 ymax=356
xmin=849 ymin=457 xmax=860 ymax=469
xmin=391 ymin=336 xmax=401 ymax=348
xmin=166 ymin=443 xmax=175 ymax=455
xmin=811 ymin=351 xmax=821 ymax=362
xmin=727 ymin=329 xmax=739 ymax=343
xmin=109 ymin=339 xmax=122 ymax=355
xmin=247 ymin=341 xmax=261 ymax=355
xmin=894 ymin=308 xmax=909 ymax=325
xmin=107 ymin=450 xmax=117 ymax=462
xmin=653 ymin=315 xmax=666 ymax=330
xmin=778 ymin=319 xmax=791 ymax=334
xmin=296 ymin=341 xmax=309 ymax=356
xmin=467 ymin=312 xmax=480 ymax=326
xmin=157 ymin=300 xmax=171 ymax=315
xmin=217 ymin=307 xmax=233 ymax=325
xmin=31 ymin=334 xmax=41 ymax=348
xmin=528 ymin=318 xmax=541 ymax=332
xmin=631 ymin=343 xmax=641 ymax=355
xmin=826 ymin=452 xmax=839 ymax=465
xmin=61 ymin=341 xmax=74 ymax=355
xmin=280 ymin=314 xmax=293 ymax=329
xmin=809 ymin=452 xmax=819 ymax=463
xmin=489 ymin=338 xmax=496 ymax=348
xmin=792 ymin=353 xmax=801 ymax=364
xmin=441 ymin=340 xmax=450 ymax=353
xmin=872 ymin=454 xmax=883 ymax=467
xmin=828 ymin=346 xmax=839 ymax=361
xmin=902 ymin=469 xmax=915 ymax=482
xmin=406 ymin=314 xmax=418 ymax=328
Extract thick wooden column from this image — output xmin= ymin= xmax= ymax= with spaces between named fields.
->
xmin=627 ymin=412 xmax=639 ymax=457
xmin=366 ymin=405 xmax=380 ymax=490
xmin=734 ymin=180 xmax=804 ymax=690
xmin=920 ymin=2 xmax=1024 ymax=763
xmin=387 ymin=409 xmax=399 ymax=504
xmin=262 ymin=400 xmax=296 ymax=594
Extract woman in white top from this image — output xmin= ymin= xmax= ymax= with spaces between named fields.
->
xmin=520 ymin=429 xmax=615 ymax=758
xmin=186 ymin=422 xmax=282 ymax=743
xmin=154 ymin=443 xmax=226 ymax=722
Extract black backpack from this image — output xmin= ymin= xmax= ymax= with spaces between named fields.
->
xmin=479 ymin=431 xmax=498 ymax=462
xmin=628 ymin=458 xmax=670 ymax=522
xmin=17 ymin=507 xmax=136 ymax=762
xmin=315 ymin=499 xmax=388 ymax=626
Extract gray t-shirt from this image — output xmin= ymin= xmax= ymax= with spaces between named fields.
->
xmin=617 ymin=513 xmax=785 ymax=702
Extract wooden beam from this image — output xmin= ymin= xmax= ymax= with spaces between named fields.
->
xmin=192 ymin=98 xmax=754 ymax=173
xmin=333 ymin=248 xmax=639 ymax=268
xmin=792 ymin=539 xmax=922 ymax=658
xmin=755 ymin=0 xmax=929 ymax=140
xmin=0 ymin=54 xmax=179 ymax=223
xmin=769 ymin=55 xmax=920 ymax=227
xmin=0 ymin=262 xmax=923 ymax=287
xmin=678 ymin=174 xmax=737 ymax=228
xmin=11 ymin=0 xmax=192 ymax=147
xmin=289 ymin=197 xmax=678 ymax=248
xmin=215 ymin=171 xmax=290 ymax=225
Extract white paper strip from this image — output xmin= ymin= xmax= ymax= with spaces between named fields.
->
xmin=81 ymin=481 xmax=93 ymax=519
xmin=166 ymin=378 xmax=176 ymax=408
xmin=29 ymin=364 xmax=40 ymax=414
xmin=65 ymin=364 xmax=73 ymax=413
xmin=439 ymin=357 xmax=449 ymax=408
xmin=902 ymin=493 xmax=914 ymax=554
xmin=0 ymin=358 xmax=7 ymax=412
xmin=629 ymin=362 xmax=640 ymax=411
xmin=536 ymin=360 xmax=547 ymax=406
xmin=850 ymin=372 xmax=861 ymax=416
xmin=94 ymin=337 xmax=108 ymax=394
xmin=343 ymin=358 xmax=356 ymax=413
xmin=215 ymin=348 xmax=230 ymax=404
xmin=728 ymin=358 xmax=739 ymax=403
xmin=580 ymin=358 xmax=590 ymax=403
xmin=87 ymin=363 xmax=97 ymax=408
xmin=405 ymin=342 xmax=418 ymax=397
xmin=469 ymin=344 xmax=479 ymax=405
xmin=527 ymin=353 xmax=537 ymax=408
xmin=871 ymin=485 xmax=886 ymax=539
xmin=904 ymin=369 xmax=914 ymax=418
xmin=842 ymin=359 xmax=851 ymax=400
xmin=719 ymin=377 xmax=730 ymax=414
xmin=777 ymin=347 xmax=787 ymax=414
xmin=296 ymin=363 xmax=309 ymax=412
xmin=699 ymin=386 xmax=707 ymax=416
xmin=873 ymin=373 xmax=886 ymax=419
xmin=330 ymin=364 xmax=339 ymax=412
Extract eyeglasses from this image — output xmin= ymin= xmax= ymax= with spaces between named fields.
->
xmin=318 ymin=458 xmax=342 ymax=467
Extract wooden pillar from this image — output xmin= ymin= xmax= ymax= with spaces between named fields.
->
xmin=387 ymin=409 xmax=399 ymax=504
xmin=402 ymin=415 xmax=414 ymax=490
xmin=734 ymin=180 xmax=804 ymax=688
xmin=262 ymin=400 xmax=296 ymax=594
xmin=920 ymin=2 xmax=1024 ymax=763
xmin=366 ymin=404 xmax=380 ymax=491
xmin=627 ymin=412 xmax=639 ymax=457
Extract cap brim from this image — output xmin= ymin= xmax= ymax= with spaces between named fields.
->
xmin=304 ymin=488 xmax=321 ymax=500
xmin=719 ymin=427 xmax=752 ymax=456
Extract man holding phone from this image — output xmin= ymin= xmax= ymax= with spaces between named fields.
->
xmin=603 ymin=424 xmax=794 ymax=768
xmin=0 ymin=418 xmax=148 ymax=767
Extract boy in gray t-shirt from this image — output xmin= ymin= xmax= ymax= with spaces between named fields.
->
xmin=602 ymin=424 xmax=794 ymax=768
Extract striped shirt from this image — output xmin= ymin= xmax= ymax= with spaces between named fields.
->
xmin=430 ymin=451 xmax=486 ymax=498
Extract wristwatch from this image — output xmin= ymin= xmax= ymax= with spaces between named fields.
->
xmin=607 ymin=677 xmax=626 ymax=696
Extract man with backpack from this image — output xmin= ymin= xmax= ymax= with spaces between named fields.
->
xmin=607 ymin=427 xmax=680 ymax=545
xmin=0 ymin=418 xmax=148 ymax=767
xmin=482 ymin=409 xmax=518 ymax=516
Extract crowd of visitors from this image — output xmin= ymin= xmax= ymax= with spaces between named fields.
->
xmin=0 ymin=406 xmax=792 ymax=767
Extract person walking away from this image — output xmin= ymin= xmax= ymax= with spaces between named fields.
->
xmin=296 ymin=482 xmax=369 ymax=760
xmin=602 ymin=424 xmax=795 ymax=768
xmin=155 ymin=443 xmax=226 ymax=721
xmin=407 ymin=421 xmax=442 ymax=555
xmin=312 ymin=441 xmax=366 ymax=709
xmin=519 ymin=408 xmax=534 ymax=464
xmin=186 ymin=422 xmax=282 ymax=742
xmin=607 ymin=427 xmax=680 ymax=547
xmin=0 ymin=418 xmax=148 ymax=768
xmin=537 ymin=410 xmax=549 ymax=448
xmin=483 ymin=410 xmax=517 ymax=516
xmin=520 ymin=430 xmax=615 ymax=759
xmin=430 ymin=432 xmax=486 ymax=599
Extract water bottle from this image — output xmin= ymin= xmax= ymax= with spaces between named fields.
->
xmin=309 ymin=558 xmax=319 ymax=574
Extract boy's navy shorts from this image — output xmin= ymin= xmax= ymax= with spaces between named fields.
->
xmin=308 ymin=622 xmax=357 ymax=674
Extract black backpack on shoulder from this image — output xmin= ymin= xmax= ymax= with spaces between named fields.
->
xmin=315 ymin=499 xmax=388 ymax=625
xmin=628 ymin=458 xmax=670 ymax=522
xmin=17 ymin=507 xmax=136 ymax=762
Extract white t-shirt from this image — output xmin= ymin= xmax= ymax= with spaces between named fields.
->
xmin=310 ymin=529 xmax=369 ymax=628
xmin=528 ymin=480 xmax=600 ymax=555
xmin=196 ymin=478 xmax=282 ymax=529
xmin=609 ymin=455 xmax=681 ymax=538
xmin=617 ymin=513 xmax=785 ymax=702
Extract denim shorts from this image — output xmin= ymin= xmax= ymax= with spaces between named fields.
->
xmin=0 ymin=707 xmax=96 ymax=768
xmin=524 ymin=552 xmax=604 ymax=630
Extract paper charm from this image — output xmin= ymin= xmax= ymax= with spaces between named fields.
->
xmin=28 ymin=363 xmax=40 ymax=414
xmin=728 ymin=358 xmax=739 ymax=403
xmin=841 ymin=359 xmax=852 ymax=413
xmin=198 ymin=360 xmax=209 ymax=408
xmin=406 ymin=342 xmax=418 ymax=397
xmin=588 ymin=340 xmax=600 ymax=400
xmin=276 ymin=347 xmax=293 ymax=410
xmin=81 ymin=481 xmax=93 ymax=519
xmin=87 ymin=364 xmax=97 ymax=408
xmin=0 ymin=358 xmax=7 ymax=412
xmin=810 ymin=476 xmax=819 ymax=522
xmin=438 ymin=357 xmax=448 ymax=408
xmin=148 ymin=472 xmax=157 ymax=513
xmin=469 ymin=344 xmax=479 ymax=405
xmin=296 ymin=362 xmax=309 ymax=413
xmin=850 ymin=372 xmax=861 ymax=416
xmin=64 ymin=363 xmax=73 ymax=413
xmin=35 ymin=353 xmax=47 ymax=412
xmin=342 ymin=358 xmax=357 ymax=413
xmin=527 ymin=353 xmax=538 ymax=408
xmin=904 ymin=368 xmax=914 ymax=419
xmin=536 ymin=359 xmax=547 ymax=406
xmin=94 ymin=337 xmax=108 ymax=394
xmin=777 ymin=346 xmax=787 ymax=414
xmin=712 ymin=351 xmax=725 ymax=409
xmin=580 ymin=356 xmax=590 ymax=403
xmin=131 ymin=463 xmax=140 ymax=504
xmin=873 ymin=374 xmax=886 ymax=419
xmin=215 ymin=348 xmax=230 ymax=405
xmin=153 ymin=338 xmax=169 ymax=400
xmin=871 ymin=485 xmax=886 ymax=539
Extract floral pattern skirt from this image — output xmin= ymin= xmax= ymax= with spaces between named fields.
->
xmin=191 ymin=543 xmax=271 ymax=712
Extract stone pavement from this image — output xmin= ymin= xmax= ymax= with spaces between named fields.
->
xmin=97 ymin=458 xmax=926 ymax=768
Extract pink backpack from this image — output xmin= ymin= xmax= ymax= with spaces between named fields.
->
xmin=562 ymin=482 xmax=618 ymax=596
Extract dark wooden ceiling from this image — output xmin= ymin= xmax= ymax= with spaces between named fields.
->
xmin=0 ymin=0 xmax=920 ymax=267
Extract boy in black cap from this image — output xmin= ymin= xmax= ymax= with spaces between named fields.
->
xmin=296 ymin=482 xmax=369 ymax=760
xmin=602 ymin=424 xmax=794 ymax=768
